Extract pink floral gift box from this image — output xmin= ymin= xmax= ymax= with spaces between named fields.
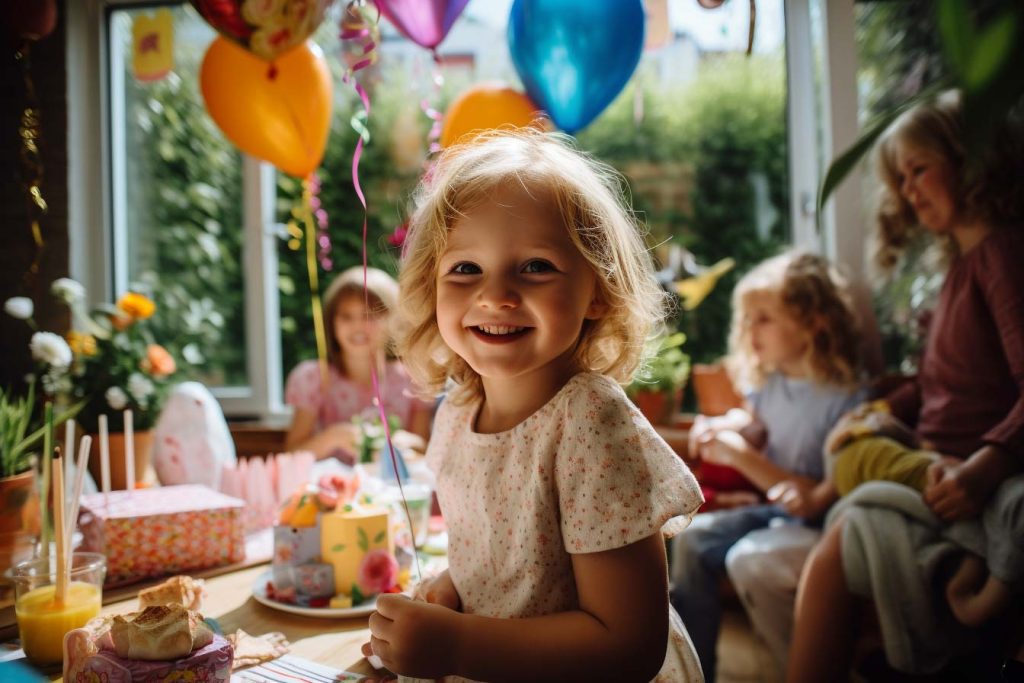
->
xmin=78 ymin=485 xmax=246 ymax=584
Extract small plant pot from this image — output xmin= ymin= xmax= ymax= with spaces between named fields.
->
xmin=0 ymin=468 xmax=41 ymax=587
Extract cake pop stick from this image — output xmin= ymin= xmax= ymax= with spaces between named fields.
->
xmin=124 ymin=409 xmax=135 ymax=492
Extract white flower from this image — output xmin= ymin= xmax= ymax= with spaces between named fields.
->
xmin=127 ymin=372 xmax=154 ymax=402
xmin=51 ymin=278 xmax=86 ymax=304
xmin=4 ymin=297 xmax=33 ymax=320
xmin=105 ymin=386 xmax=128 ymax=410
xmin=41 ymin=367 xmax=72 ymax=396
xmin=29 ymin=332 xmax=72 ymax=369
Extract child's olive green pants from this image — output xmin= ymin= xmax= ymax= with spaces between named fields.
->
xmin=833 ymin=436 xmax=942 ymax=496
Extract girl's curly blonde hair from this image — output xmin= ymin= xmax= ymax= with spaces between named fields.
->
xmin=726 ymin=251 xmax=860 ymax=393
xmin=395 ymin=129 xmax=670 ymax=404
xmin=873 ymin=90 xmax=1024 ymax=273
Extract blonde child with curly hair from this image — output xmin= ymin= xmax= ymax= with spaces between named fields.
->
xmin=672 ymin=250 xmax=866 ymax=680
xmin=361 ymin=130 xmax=705 ymax=681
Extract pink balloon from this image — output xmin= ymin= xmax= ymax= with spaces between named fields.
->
xmin=374 ymin=0 xmax=470 ymax=50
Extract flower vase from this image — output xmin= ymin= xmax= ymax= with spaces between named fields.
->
xmin=87 ymin=430 xmax=153 ymax=491
xmin=0 ymin=468 xmax=41 ymax=587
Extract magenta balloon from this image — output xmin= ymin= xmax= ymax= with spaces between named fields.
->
xmin=374 ymin=0 xmax=470 ymax=50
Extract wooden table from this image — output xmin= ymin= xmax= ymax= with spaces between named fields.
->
xmin=43 ymin=563 xmax=377 ymax=681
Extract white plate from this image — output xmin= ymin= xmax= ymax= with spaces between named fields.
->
xmin=251 ymin=571 xmax=377 ymax=618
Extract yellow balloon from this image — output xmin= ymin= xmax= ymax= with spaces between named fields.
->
xmin=441 ymin=83 xmax=546 ymax=148
xmin=200 ymin=37 xmax=332 ymax=178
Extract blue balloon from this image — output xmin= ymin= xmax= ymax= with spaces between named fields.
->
xmin=508 ymin=0 xmax=645 ymax=134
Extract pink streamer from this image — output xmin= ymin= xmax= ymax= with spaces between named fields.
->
xmin=340 ymin=1 xmax=422 ymax=580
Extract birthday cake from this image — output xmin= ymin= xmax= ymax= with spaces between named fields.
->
xmin=270 ymin=474 xmax=400 ymax=608
xmin=63 ymin=605 xmax=233 ymax=683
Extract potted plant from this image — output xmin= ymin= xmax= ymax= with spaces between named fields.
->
xmin=628 ymin=332 xmax=691 ymax=426
xmin=0 ymin=383 xmax=79 ymax=578
xmin=5 ymin=279 xmax=179 ymax=489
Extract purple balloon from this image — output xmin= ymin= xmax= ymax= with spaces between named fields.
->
xmin=374 ymin=0 xmax=470 ymax=50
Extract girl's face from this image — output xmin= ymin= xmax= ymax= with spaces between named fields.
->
xmin=435 ymin=191 xmax=605 ymax=389
xmin=333 ymin=294 xmax=388 ymax=358
xmin=894 ymin=141 xmax=959 ymax=234
xmin=743 ymin=292 xmax=809 ymax=376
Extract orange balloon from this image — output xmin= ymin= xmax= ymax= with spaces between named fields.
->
xmin=200 ymin=37 xmax=332 ymax=178
xmin=440 ymin=83 xmax=546 ymax=148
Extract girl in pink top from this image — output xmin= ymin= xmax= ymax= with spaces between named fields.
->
xmin=284 ymin=266 xmax=433 ymax=461
xmin=363 ymin=130 xmax=705 ymax=681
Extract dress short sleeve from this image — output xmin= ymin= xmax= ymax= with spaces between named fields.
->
xmin=285 ymin=360 xmax=323 ymax=413
xmin=555 ymin=375 xmax=704 ymax=555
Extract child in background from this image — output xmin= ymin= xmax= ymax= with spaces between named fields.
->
xmin=284 ymin=266 xmax=433 ymax=461
xmin=788 ymin=91 xmax=1024 ymax=683
xmin=672 ymin=251 xmax=866 ymax=681
xmin=363 ymin=130 xmax=705 ymax=681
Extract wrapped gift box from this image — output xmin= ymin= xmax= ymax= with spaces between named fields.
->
xmin=78 ymin=486 xmax=245 ymax=584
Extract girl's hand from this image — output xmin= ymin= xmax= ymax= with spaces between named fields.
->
xmin=413 ymin=569 xmax=461 ymax=611
xmin=767 ymin=479 xmax=834 ymax=520
xmin=687 ymin=414 xmax=715 ymax=461
xmin=701 ymin=430 xmax=748 ymax=467
xmin=365 ymin=594 xmax=460 ymax=678
xmin=923 ymin=456 xmax=988 ymax=521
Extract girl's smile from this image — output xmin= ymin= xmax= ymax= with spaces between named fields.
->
xmin=435 ymin=189 xmax=605 ymax=394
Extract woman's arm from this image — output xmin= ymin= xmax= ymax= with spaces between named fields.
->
xmin=284 ymin=408 xmax=357 ymax=460
xmin=923 ymin=445 xmax=1023 ymax=521
xmin=367 ymin=534 xmax=670 ymax=682
xmin=703 ymin=430 xmax=817 ymax=494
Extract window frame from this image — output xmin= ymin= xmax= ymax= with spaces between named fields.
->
xmin=68 ymin=0 xmax=865 ymax=419
xmin=68 ymin=0 xmax=284 ymax=419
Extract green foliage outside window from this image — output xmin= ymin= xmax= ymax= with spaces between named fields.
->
xmin=127 ymin=49 xmax=787 ymax=401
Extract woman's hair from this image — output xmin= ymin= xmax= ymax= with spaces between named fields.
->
xmin=873 ymin=90 xmax=1024 ymax=272
xmin=396 ymin=129 xmax=670 ymax=403
xmin=726 ymin=251 xmax=860 ymax=392
xmin=323 ymin=265 xmax=399 ymax=368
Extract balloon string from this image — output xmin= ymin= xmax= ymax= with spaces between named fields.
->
xmin=341 ymin=1 xmax=422 ymax=583
xmin=420 ymin=51 xmax=444 ymax=157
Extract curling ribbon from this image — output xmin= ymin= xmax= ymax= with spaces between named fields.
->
xmin=341 ymin=1 xmax=423 ymax=581
xmin=291 ymin=180 xmax=331 ymax=389
xmin=420 ymin=54 xmax=444 ymax=156
xmin=15 ymin=43 xmax=48 ymax=287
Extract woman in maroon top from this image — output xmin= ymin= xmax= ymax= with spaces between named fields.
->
xmin=787 ymin=91 xmax=1024 ymax=682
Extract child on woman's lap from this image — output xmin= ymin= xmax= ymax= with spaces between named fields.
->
xmin=364 ymin=130 xmax=705 ymax=681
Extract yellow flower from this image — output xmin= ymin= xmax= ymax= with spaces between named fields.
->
xmin=66 ymin=331 xmax=97 ymax=356
xmin=117 ymin=292 xmax=155 ymax=320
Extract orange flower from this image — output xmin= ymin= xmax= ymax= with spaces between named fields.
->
xmin=117 ymin=292 xmax=156 ymax=320
xmin=141 ymin=343 xmax=176 ymax=377
xmin=66 ymin=331 xmax=97 ymax=356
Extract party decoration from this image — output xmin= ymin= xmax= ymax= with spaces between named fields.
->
xmin=3 ymin=0 xmax=57 ymax=41
xmin=374 ymin=0 xmax=470 ymax=51
xmin=132 ymin=9 xmax=175 ymax=83
xmin=508 ymin=0 xmax=645 ymax=134
xmin=190 ymin=0 xmax=334 ymax=62
xmin=200 ymin=37 xmax=332 ymax=178
xmin=675 ymin=257 xmax=735 ymax=311
xmin=440 ymin=83 xmax=544 ymax=147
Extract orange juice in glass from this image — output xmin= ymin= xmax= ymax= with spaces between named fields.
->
xmin=12 ymin=552 xmax=106 ymax=665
